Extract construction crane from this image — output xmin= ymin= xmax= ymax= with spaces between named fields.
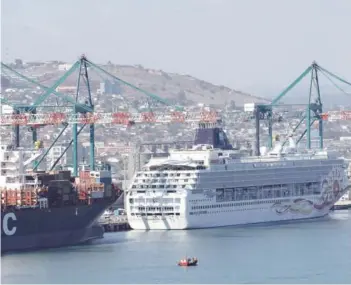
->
xmin=251 ymin=61 xmax=351 ymax=156
xmin=1 ymin=55 xmax=219 ymax=176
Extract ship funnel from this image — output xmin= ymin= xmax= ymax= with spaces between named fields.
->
xmin=193 ymin=125 xmax=233 ymax=150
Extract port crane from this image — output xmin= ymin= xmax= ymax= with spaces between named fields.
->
xmin=2 ymin=56 xmax=349 ymax=177
xmin=1 ymin=55 xmax=219 ymax=176
xmin=249 ymin=61 xmax=351 ymax=155
xmin=0 ymin=110 xmax=219 ymax=126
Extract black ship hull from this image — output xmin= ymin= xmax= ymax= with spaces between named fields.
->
xmin=1 ymin=201 xmax=112 ymax=254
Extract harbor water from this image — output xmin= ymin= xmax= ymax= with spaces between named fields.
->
xmin=2 ymin=210 xmax=351 ymax=284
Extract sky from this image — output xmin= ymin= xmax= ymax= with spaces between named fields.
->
xmin=1 ymin=0 xmax=351 ymax=101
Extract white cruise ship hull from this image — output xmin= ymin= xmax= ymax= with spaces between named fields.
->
xmin=186 ymin=203 xmax=330 ymax=229
xmin=126 ymin=125 xmax=350 ymax=231
xmin=128 ymin=215 xmax=188 ymax=230
xmin=127 ymin=169 xmax=350 ymax=230
xmin=127 ymin=195 xmax=341 ymax=230
xmin=128 ymin=213 xmax=329 ymax=230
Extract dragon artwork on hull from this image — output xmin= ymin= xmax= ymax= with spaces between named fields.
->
xmin=271 ymin=166 xmax=349 ymax=215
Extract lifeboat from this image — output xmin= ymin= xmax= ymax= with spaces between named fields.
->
xmin=177 ymin=258 xmax=198 ymax=267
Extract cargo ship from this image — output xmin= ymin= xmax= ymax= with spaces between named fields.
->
xmin=1 ymin=144 xmax=120 ymax=253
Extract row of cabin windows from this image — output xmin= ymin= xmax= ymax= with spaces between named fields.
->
xmin=189 ymin=211 xmax=207 ymax=215
xmin=135 ymin=164 xmax=343 ymax=179
xmin=191 ymin=199 xmax=290 ymax=210
xmin=133 ymin=190 xmax=177 ymax=194
xmin=131 ymin=213 xmax=180 ymax=216
xmin=129 ymin=198 xmax=181 ymax=204
xmin=148 ymin=166 xmax=206 ymax=171
xmin=215 ymin=182 xmax=321 ymax=202
xmin=189 ymin=199 xmax=211 ymax=203
xmin=137 ymin=206 xmax=174 ymax=211
xmin=132 ymin=184 xmax=195 ymax=189
xmin=189 ymin=208 xmax=265 ymax=215
xmin=133 ymin=178 xmax=197 ymax=184
xmin=136 ymin=173 xmax=194 ymax=178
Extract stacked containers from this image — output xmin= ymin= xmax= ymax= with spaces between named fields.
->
xmin=2 ymin=190 xmax=18 ymax=206
xmin=58 ymin=170 xmax=71 ymax=180
xmin=99 ymin=170 xmax=112 ymax=186
xmin=90 ymin=170 xmax=112 ymax=198
xmin=89 ymin=171 xmax=102 ymax=198
xmin=78 ymin=171 xmax=91 ymax=187
xmin=77 ymin=171 xmax=91 ymax=200
xmin=101 ymin=171 xmax=113 ymax=198
xmin=79 ymin=171 xmax=90 ymax=180
xmin=48 ymin=180 xmax=72 ymax=201
xmin=90 ymin=170 xmax=111 ymax=184
xmin=21 ymin=189 xmax=36 ymax=206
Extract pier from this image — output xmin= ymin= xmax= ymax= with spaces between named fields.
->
xmin=332 ymin=200 xmax=351 ymax=211
xmin=98 ymin=215 xmax=131 ymax=232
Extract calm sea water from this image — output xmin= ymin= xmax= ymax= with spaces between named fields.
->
xmin=2 ymin=210 xmax=351 ymax=284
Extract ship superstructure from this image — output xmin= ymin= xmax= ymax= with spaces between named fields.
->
xmin=126 ymin=126 xmax=351 ymax=230
xmin=1 ymin=144 xmax=119 ymax=253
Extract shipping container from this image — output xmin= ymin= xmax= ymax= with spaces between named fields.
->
xmin=104 ymin=188 xmax=112 ymax=197
xmin=98 ymin=177 xmax=112 ymax=185
xmin=89 ymin=171 xmax=99 ymax=178
xmin=58 ymin=170 xmax=71 ymax=180
xmin=89 ymin=170 xmax=111 ymax=178
xmin=79 ymin=176 xmax=91 ymax=183
xmin=79 ymin=171 xmax=90 ymax=179
xmin=78 ymin=190 xmax=88 ymax=200
xmin=48 ymin=180 xmax=71 ymax=186
xmin=91 ymin=191 xmax=104 ymax=199
xmin=40 ymin=175 xmax=56 ymax=186
xmin=104 ymin=184 xmax=112 ymax=191
xmin=99 ymin=170 xmax=112 ymax=178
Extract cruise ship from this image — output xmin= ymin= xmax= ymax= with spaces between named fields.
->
xmin=125 ymin=125 xmax=351 ymax=230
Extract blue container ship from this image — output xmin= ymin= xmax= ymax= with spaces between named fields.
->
xmin=1 ymin=144 xmax=120 ymax=253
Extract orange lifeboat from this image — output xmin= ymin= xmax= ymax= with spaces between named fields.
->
xmin=177 ymin=258 xmax=198 ymax=267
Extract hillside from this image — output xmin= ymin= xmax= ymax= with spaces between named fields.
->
xmin=99 ymin=64 xmax=271 ymax=107
xmin=4 ymin=62 xmax=271 ymax=107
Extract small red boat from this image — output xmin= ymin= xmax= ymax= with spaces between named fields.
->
xmin=178 ymin=258 xmax=198 ymax=267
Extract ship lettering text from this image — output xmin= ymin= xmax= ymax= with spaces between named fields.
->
xmin=3 ymin=213 xmax=17 ymax=236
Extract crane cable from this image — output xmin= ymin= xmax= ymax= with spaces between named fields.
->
xmin=318 ymin=69 xmax=351 ymax=96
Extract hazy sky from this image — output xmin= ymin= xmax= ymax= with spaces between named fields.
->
xmin=1 ymin=0 xmax=351 ymax=98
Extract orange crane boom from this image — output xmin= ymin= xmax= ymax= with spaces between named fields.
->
xmin=0 ymin=110 xmax=220 ymax=126
xmin=320 ymin=111 xmax=351 ymax=121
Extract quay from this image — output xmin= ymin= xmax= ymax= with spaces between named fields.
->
xmin=331 ymin=200 xmax=351 ymax=211
xmin=98 ymin=215 xmax=131 ymax=232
